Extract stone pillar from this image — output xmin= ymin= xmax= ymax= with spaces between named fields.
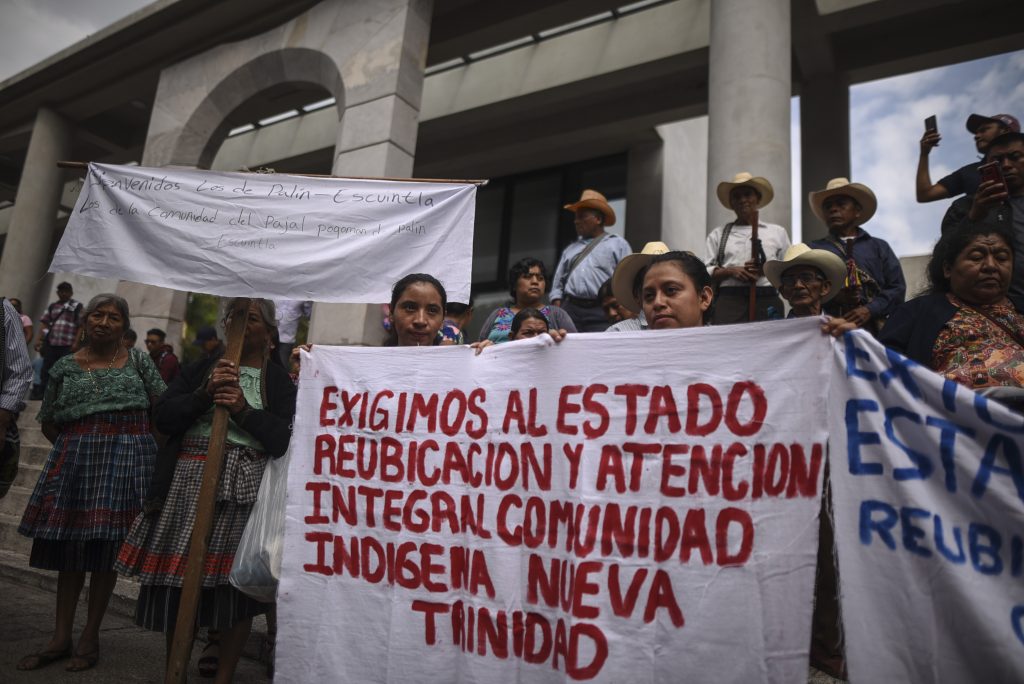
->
xmin=706 ymin=0 xmax=791 ymax=234
xmin=624 ymin=141 xmax=664 ymax=250
xmin=308 ymin=0 xmax=433 ymax=346
xmin=0 ymin=107 xmax=71 ymax=315
xmin=800 ymin=74 xmax=850 ymax=242
xmin=657 ymin=117 xmax=709 ymax=255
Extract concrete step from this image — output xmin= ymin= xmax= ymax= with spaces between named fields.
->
xmin=15 ymin=442 xmax=50 ymax=469
xmin=11 ymin=460 xmax=43 ymax=489
xmin=0 ymin=511 xmax=32 ymax=556
xmin=0 ymin=484 xmax=33 ymax=518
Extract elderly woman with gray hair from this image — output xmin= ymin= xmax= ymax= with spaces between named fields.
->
xmin=116 ymin=298 xmax=296 ymax=683
xmin=17 ymin=293 xmax=166 ymax=673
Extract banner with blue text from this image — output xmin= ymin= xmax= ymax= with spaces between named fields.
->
xmin=50 ymin=163 xmax=476 ymax=302
xmin=829 ymin=331 xmax=1024 ymax=683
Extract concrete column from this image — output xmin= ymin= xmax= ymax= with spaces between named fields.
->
xmin=800 ymin=74 xmax=850 ymax=242
xmin=624 ymin=141 xmax=664 ymax=250
xmin=309 ymin=0 xmax=433 ymax=346
xmin=706 ymin=0 xmax=792 ymax=234
xmin=0 ymin=107 xmax=71 ymax=315
xmin=657 ymin=117 xmax=709 ymax=255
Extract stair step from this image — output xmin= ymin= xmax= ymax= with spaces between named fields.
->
xmin=0 ymin=512 xmax=32 ymax=556
xmin=0 ymin=484 xmax=32 ymax=517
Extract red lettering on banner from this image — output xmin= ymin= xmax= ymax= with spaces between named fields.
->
xmin=608 ymin=563 xmax=647 ymax=619
xmin=622 ymin=442 xmax=658 ymax=491
xmin=556 ymin=386 xmax=583 ymax=435
xmin=338 ymin=390 xmax=362 ymax=428
xmin=582 ymin=384 xmax=609 ymax=438
xmin=562 ymin=443 xmax=583 ymax=489
xmin=411 ymin=600 xmax=449 ymax=644
xmin=408 ymin=393 xmax=439 ymax=432
xmin=596 ymin=445 xmax=626 ymax=493
xmin=786 ymin=443 xmax=824 ymax=498
xmin=614 ymin=384 xmax=649 ymax=435
xmin=717 ymin=507 xmax=754 ymax=565
xmin=680 ymin=509 xmax=713 ymax=564
xmin=369 ymin=390 xmax=393 ymax=430
xmin=645 ymin=385 xmax=682 ymax=434
xmin=725 ymin=381 xmax=767 ymax=436
xmin=319 ymin=386 xmax=338 ymax=426
xmin=686 ymin=383 xmax=722 ymax=435
xmin=660 ymin=444 xmax=690 ymax=496
xmin=466 ymin=388 xmax=488 ymax=438
xmin=305 ymin=481 xmax=330 ymax=524
xmin=643 ymin=570 xmax=685 ymax=627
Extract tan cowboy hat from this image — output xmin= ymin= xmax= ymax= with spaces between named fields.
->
xmin=564 ymin=189 xmax=616 ymax=226
xmin=764 ymin=243 xmax=847 ymax=303
xmin=611 ymin=241 xmax=671 ymax=314
xmin=716 ymin=172 xmax=774 ymax=210
xmin=809 ymin=177 xmax=877 ymax=226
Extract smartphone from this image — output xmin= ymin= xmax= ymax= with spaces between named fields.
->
xmin=924 ymin=115 xmax=938 ymax=133
xmin=978 ymin=160 xmax=1005 ymax=188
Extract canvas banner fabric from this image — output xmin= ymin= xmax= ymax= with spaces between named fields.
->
xmin=276 ymin=318 xmax=831 ymax=684
xmin=829 ymin=331 xmax=1024 ymax=683
xmin=50 ymin=163 xmax=476 ymax=302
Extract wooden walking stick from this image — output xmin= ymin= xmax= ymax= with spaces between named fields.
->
xmin=748 ymin=210 xmax=760 ymax=322
xmin=165 ymin=298 xmax=251 ymax=684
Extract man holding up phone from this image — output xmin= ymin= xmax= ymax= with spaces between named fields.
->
xmin=944 ymin=131 xmax=1024 ymax=299
xmin=917 ymin=112 xmax=1019 ymax=203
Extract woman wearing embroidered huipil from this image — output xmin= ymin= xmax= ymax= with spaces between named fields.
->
xmin=116 ymin=298 xmax=296 ymax=684
xmin=17 ymin=294 xmax=166 ymax=673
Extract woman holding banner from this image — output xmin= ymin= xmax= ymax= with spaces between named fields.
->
xmin=479 ymin=258 xmax=576 ymax=343
xmin=17 ymin=294 xmax=166 ymax=673
xmin=116 ymin=299 xmax=296 ymax=683
xmin=880 ymin=223 xmax=1024 ymax=407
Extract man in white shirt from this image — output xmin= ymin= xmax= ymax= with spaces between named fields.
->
xmin=704 ymin=172 xmax=791 ymax=324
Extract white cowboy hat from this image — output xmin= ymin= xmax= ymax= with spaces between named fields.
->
xmin=808 ymin=177 xmax=877 ymax=226
xmin=764 ymin=243 xmax=847 ymax=303
xmin=564 ymin=189 xmax=616 ymax=226
xmin=716 ymin=172 xmax=774 ymax=211
xmin=611 ymin=241 xmax=671 ymax=314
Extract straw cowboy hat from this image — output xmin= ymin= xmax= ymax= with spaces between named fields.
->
xmin=809 ymin=177 xmax=877 ymax=225
xmin=764 ymin=243 xmax=847 ymax=303
xmin=716 ymin=172 xmax=774 ymax=210
xmin=611 ymin=241 xmax=671 ymax=313
xmin=564 ymin=189 xmax=616 ymax=226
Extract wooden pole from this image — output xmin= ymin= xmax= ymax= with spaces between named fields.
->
xmin=56 ymin=160 xmax=488 ymax=185
xmin=748 ymin=210 xmax=759 ymax=322
xmin=164 ymin=298 xmax=250 ymax=684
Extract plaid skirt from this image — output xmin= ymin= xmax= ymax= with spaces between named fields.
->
xmin=19 ymin=411 xmax=155 ymax=546
xmin=115 ymin=436 xmax=268 ymax=588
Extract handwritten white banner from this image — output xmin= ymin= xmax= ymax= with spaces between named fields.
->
xmin=829 ymin=331 xmax=1024 ymax=683
xmin=276 ymin=318 xmax=830 ymax=683
xmin=50 ymin=163 xmax=476 ymax=302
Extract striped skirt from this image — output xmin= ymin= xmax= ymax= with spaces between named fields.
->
xmin=116 ymin=436 xmax=270 ymax=630
xmin=19 ymin=411 xmax=156 ymax=572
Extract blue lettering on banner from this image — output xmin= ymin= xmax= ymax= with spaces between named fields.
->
xmin=969 ymin=524 xmax=1003 ymax=575
xmin=879 ymin=348 xmax=922 ymax=399
xmin=858 ymin=499 xmax=1023 ymax=578
xmin=884 ymin=407 xmax=932 ymax=481
xmin=973 ymin=393 xmax=1024 ymax=434
xmin=1013 ymin=605 xmax=1024 ymax=647
xmin=924 ymin=416 xmax=976 ymax=494
xmin=941 ymin=377 xmax=959 ymax=413
xmin=844 ymin=335 xmax=877 ymax=381
xmin=846 ymin=399 xmax=882 ymax=475
xmin=972 ymin=434 xmax=1024 ymax=504
xmin=900 ymin=507 xmax=932 ymax=557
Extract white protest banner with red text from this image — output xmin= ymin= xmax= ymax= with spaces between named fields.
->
xmin=276 ymin=318 xmax=831 ymax=683
xmin=50 ymin=163 xmax=475 ymax=302
xmin=829 ymin=331 xmax=1024 ymax=683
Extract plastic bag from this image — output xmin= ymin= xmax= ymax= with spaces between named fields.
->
xmin=230 ymin=448 xmax=289 ymax=602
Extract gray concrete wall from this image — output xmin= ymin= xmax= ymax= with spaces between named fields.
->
xmin=657 ymin=116 xmax=709 ymax=256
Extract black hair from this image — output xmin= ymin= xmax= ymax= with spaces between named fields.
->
xmin=597 ymin=278 xmax=615 ymax=301
xmin=989 ymin=131 xmax=1024 ymax=149
xmin=146 ymin=328 xmax=167 ymax=340
xmin=57 ymin=281 xmax=73 ymax=291
xmin=123 ymin=329 xmax=138 ymax=343
xmin=510 ymin=307 xmax=550 ymax=338
xmin=445 ymin=302 xmax=472 ymax=317
xmin=386 ymin=274 xmax=447 ymax=346
xmin=927 ymin=224 xmax=1015 ymax=295
xmin=84 ymin=293 xmax=131 ymax=335
xmin=635 ymin=251 xmax=714 ymax=324
xmin=507 ymin=258 xmax=548 ymax=301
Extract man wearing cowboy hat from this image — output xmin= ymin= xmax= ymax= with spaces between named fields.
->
xmin=918 ymin=113 xmax=1020 ymax=203
xmin=551 ymin=189 xmax=631 ymax=332
xmin=605 ymin=241 xmax=672 ymax=332
xmin=764 ymin=244 xmax=847 ymax=318
xmin=808 ymin=178 xmax=905 ymax=331
xmin=704 ymin=172 xmax=791 ymax=324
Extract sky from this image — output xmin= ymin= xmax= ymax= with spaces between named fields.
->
xmin=1 ymin=0 xmax=1022 ymax=258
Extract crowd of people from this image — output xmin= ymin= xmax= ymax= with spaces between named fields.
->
xmin=0 ymin=115 xmax=1020 ymax=682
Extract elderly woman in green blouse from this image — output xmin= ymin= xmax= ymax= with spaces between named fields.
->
xmin=18 ymin=294 xmax=166 ymax=673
